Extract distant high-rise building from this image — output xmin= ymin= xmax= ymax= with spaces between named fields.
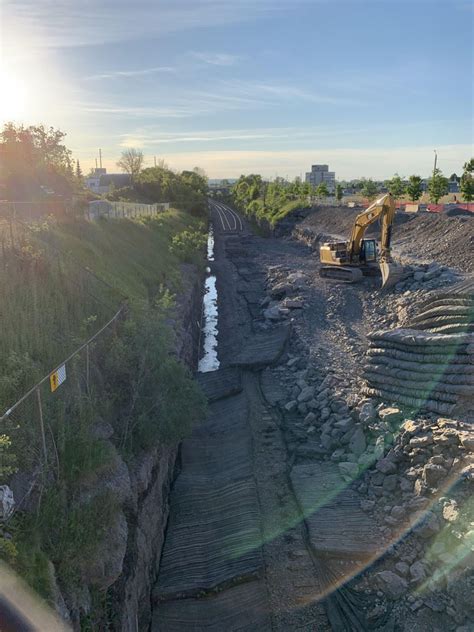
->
xmin=305 ymin=164 xmax=335 ymax=193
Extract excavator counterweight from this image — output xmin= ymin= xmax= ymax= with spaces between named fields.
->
xmin=319 ymin=193 xmax=405 ymax=288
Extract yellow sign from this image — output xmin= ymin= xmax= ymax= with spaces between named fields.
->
xmin=50 ymin=364 xmax=67 ymax=393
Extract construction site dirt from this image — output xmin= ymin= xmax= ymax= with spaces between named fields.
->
xmin=152 ymin=203 xmax=473 ymax=632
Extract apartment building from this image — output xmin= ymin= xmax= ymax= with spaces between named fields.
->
xmin=305 ymin=164 xmax=336 ymax=192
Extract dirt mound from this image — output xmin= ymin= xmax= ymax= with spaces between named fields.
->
xmin=299 ymin=206 xmax=474 ymax=273
xmin=444 ymin=206 xmax=473 ymax=217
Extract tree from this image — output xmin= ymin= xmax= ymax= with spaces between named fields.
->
xmin=75 ymin=159 xmax=83 ymax=180
xmin=387 ymin=173 xmax=405 ymax=198
xmin=406 ymin=175 xmax=423 ymax=202
xmin=193 ymin=166 xmax=207 ymax=180
xmin=336 ymin=183 xmax=343 ymax=202
xmin=316 ymin=182 xmax=329 ymax=198
xmin=361 ymin=179 xmax=378 ymax=201
xmin=460 ymin=159 xmax=474 ymax=202
xmin=428 ymin=168 xmax=449 ymax=203
xmin=117 ymin=148 xmax=144 ymax=182
xmin=181 ymin=169 xmax=208 ymax=197
xmin=232 ymin=174 xmax=263 ymax=210
xmin=0 ymin=123 xmax=75 ymax=199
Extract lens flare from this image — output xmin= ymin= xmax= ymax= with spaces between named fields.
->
xmin=0 ymin=64 xmax=28 ymax=122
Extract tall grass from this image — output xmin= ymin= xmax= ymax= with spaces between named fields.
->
xmin=0 ymin=211 xmax=201 ymax=410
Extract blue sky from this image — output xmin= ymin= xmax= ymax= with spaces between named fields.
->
xmin=1 ymin=0 xmax=472 ymax=179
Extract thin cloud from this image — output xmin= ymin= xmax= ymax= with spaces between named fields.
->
xmin=4 ymin=0 xmax=311 ymax=49
xmin=118 ymin=126 xmax=370 ymax=145
xmin=80 ymin=103 xmax=194 ymax=118
xmin=191 ymin=52 xmax=242 ymax=66
xmin=219 ymin=79 xmax=367 ymax=106
xmin=85 ymin=66 xmax=175 ymax=80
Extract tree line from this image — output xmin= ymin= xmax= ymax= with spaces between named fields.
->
xmin=0 ymin=128 xmax=209 ymax=218
xmin=383 ymin=161 xmax=473 ymax=203
xmin=227 ymin=161 xmax=473 ymax=223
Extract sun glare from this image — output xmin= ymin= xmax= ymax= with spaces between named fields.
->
xmin=0 ymin=64 xmax=28 ymax=122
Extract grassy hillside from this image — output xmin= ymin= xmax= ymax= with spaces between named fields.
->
xmin=0 ymin=209 xmax=207 ymax=621
xmin=0 ymin=210 xmax=202 ymax=407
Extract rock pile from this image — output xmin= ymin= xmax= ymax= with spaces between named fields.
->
xmin=359 ymin=416 xmax=474 ymax=627
xmin=262 ymin=266 xmax=309 ymax=322
xmin=394 ymin=262 xmax=460 ymax=294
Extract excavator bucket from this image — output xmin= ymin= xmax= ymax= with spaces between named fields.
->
xmin=380 ymin=261 xmax=405 ymax=290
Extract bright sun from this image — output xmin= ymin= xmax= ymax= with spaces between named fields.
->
xmin=0 ymin=64 xmax=28 ymax=122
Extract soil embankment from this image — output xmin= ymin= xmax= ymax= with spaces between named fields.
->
xmin=296 ymin=205 xmax=474 ymax=273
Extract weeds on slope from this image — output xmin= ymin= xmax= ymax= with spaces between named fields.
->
xmin=0 ymin=210 xmax=207 ymax=614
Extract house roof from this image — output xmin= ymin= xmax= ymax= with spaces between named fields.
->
xmin=99 ymin=174 xmax=131 ymax=187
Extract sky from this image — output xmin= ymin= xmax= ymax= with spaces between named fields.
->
xmin=1 ymin=0 xmax=472 ymax=180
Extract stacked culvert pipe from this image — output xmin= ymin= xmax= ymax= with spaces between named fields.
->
xmin=363 ymin=277 xmax=474 ymax=415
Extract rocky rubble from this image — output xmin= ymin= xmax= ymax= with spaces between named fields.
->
xmin=254 ymin=220 xmax=474 ymax=629
xmin=263 ymin=328 xmax=473 ymax=630
xmin=394 ymin=262 xmax=461 ymax=294
xmin=262 ymin=266 xmax=310 ymax=323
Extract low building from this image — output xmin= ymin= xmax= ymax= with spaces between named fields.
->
xmin=305 ymin=164 xmax=336 ymax=193
xmin=85 ymin=168 xmax=131 ymax=195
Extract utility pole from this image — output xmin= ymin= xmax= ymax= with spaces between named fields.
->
xmin=433 ymin=149 xmax=438 ymax=176
xmin=99 ymin=148 xmax=103 ymax=169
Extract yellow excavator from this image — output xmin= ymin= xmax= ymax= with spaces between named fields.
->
xmin=319 ymin=193 xmax=404 ymax=288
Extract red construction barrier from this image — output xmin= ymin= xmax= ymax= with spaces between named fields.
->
xmin=427 ymin=204 xmax=444 ymax=213
xmin=457 ymin=203 xmax=474 ymax=213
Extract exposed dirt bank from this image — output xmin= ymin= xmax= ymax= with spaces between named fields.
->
xmin=297 ymin=205 xmax=474 ymax=273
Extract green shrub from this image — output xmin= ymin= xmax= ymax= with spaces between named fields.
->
xmin=0 ymin=536 xmax=18 ymax=564
xmin=17 ymin=488 xmax=119 ymax=594
xmin=169 ymin=228 xmax=207 ymax=264
xmin=0 ymin=434 xmax=17 ymax=479
xmin=103 ymin=307 xmax=206 ymax=455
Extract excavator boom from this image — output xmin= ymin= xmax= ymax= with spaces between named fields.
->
xmin=348 ymin=193 xmax=396 ymax=260
xmin=319 ymin=193 xmax=405 ymax=288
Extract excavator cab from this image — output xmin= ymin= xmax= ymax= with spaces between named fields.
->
xmin=360 ymin=239 xmax=376 ymax=263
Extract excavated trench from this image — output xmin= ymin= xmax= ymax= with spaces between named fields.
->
xmin=151 ymin=207 xmax=389 ymax=631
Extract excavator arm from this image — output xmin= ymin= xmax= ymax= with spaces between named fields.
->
xmin=348 ymin=193 xmax=396 ymax=262
xmin=319 ymin=192 xmax=405 ymax=288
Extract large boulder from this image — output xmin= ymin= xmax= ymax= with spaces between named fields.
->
xmin=376 ymin=571 xmax=408 ymax=599
xmin=359 ymin=402 xmax=376 ymax=424
xmin=338 ymin=461 xmax=359 ymax=480
xmin=422 ymin=463 xmax=447 ymax=487
xmin=298 ymin=386 xmax=315 ymax=403
xmin=349 ymin=427 xmax=366 ymax=457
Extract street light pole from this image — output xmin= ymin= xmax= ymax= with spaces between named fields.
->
xmin=433 ymin=149 xmax=438 ymax=176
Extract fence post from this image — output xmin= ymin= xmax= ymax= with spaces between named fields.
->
xmin=86 ymin=343 xmax=90 ymax=395
xmin=36 ymin=387 xmax=48 ymax=463
xmin=9 ymin=204 xmax=14 ymax=249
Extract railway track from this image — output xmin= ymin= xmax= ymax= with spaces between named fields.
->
xmin=209 ymin=200 xmax=244 ymax=232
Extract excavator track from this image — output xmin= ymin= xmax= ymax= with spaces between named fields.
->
xmin=319 ymin=266 xmax=364 ymax=283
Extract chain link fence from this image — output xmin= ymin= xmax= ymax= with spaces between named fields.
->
xmin=0 ymin=306 xmax=126 ymax=520
xmin=0 ymin=211 xmax=128 ymax=521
